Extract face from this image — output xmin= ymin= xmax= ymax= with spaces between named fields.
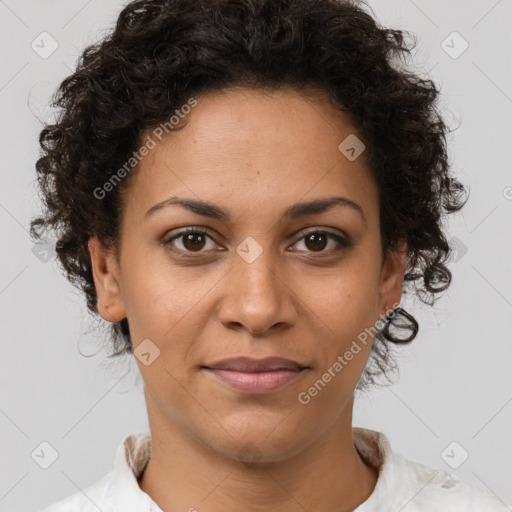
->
xmin=89 ymin=86 xmax=406 ymax=462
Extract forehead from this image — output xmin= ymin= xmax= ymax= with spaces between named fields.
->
xmin=123 ymin=86 xmax=378 ymax=225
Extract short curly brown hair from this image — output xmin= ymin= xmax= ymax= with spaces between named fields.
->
xmin=30 ymin=0 xmax=468 ymax=389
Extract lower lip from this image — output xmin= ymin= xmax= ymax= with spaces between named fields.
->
xmin=203 ymin=368 xmax=306 ymax=394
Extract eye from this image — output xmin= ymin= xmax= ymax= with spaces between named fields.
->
xmin=164 ymin=228 xmax=218 ymax=254
xmin=290 ymin=229 xmax=351 ymax=254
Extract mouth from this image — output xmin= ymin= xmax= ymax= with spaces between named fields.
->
xmin=200 ymin=356 xmax=310 ymax=395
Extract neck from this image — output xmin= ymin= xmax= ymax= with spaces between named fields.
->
xmin=138 ymin=396 xmax=378 ymax=512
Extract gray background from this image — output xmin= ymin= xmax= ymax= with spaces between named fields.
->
xmin=1 ymin=0 xmax=511 ymax=510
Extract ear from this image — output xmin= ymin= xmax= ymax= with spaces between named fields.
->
xmin=378 ymin=239 xmax=408 ymax=316
xmin=88 ymin=237 xmax=126 ymax=323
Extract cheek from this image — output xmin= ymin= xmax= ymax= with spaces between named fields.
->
xmin=307 ymin=275 xmax=378 ymax=377
xmin=297 ymin=342 xmax=371 ymax=415
xmin=121 ymin=258 xmax=203 ymax=337
xmin=313 ymin=272 xmax=379 ymax=329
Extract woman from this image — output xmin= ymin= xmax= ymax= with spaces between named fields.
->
xmin=31 ymin=0 xmax=507 ymax=510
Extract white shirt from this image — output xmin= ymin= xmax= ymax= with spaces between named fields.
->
xmin=37 ymin=427 xmax=509 ymax=511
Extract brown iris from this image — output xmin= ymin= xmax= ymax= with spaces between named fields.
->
xmin=304 ymin=233 xmax=328 ymax=252
xmin=182 ymin=232 xmax=207 ymax=252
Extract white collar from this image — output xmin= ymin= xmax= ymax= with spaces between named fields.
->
xmin=104 ymin=426 xmax=506 ymax=511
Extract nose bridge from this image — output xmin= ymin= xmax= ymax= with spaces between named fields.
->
xmin=234 ymin=233 xmax=282 ymax=299
xmin=218 ymin=233 xmax=295 ymax=333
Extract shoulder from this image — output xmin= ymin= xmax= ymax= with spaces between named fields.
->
xmin=389 ymin=452 xmax=509 ymax=511
xmin=35 ymin=470 xmax=115 ymax=512
xmin=353 ymin=428 xmax=508 ymax=511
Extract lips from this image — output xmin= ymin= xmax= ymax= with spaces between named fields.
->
xmin=201 ymin=357 xmax=310 ymax=395
xmin=202 ymin=356 xmax=307 ymax=372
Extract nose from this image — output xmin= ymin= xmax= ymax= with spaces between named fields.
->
xmin=216 ymin=245 xmax=298 ymax=336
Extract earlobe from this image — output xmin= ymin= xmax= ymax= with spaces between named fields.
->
xmin=88 ymin=237 xmax=126 ymax=323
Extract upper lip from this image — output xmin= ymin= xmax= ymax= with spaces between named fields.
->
xmin=202 ymin=356 xmax=308 ymax=372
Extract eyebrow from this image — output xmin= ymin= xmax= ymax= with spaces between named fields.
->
xmin=143 ymin=195 xmax=366 ymax=225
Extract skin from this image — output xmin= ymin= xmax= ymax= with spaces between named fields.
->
xmin=89 ymin=85 xmax=407 ymax=512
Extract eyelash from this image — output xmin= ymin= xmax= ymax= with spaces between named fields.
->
xmin=163 ymin=227 xmax=351 ymax=258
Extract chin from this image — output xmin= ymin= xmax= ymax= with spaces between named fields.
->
xmin=197 ymin=418 xmax=309 ymax=464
